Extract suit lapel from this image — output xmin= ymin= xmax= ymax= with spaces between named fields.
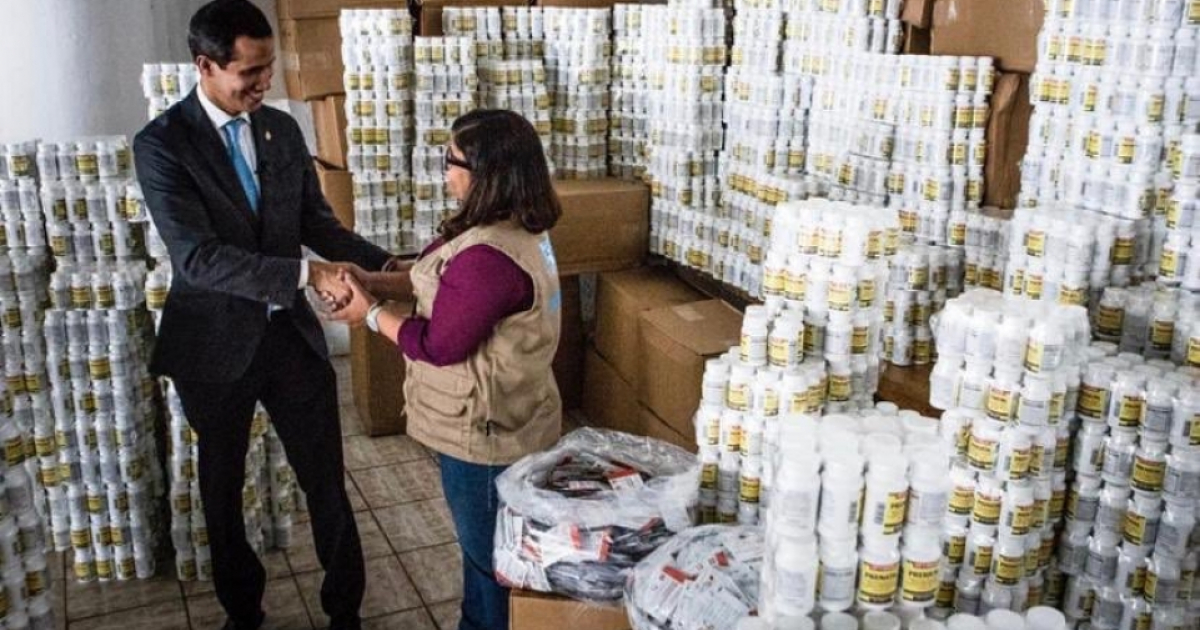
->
xmin=181 ymin=92 xmax=260 ymax=230
xmin=250 ymin=109 xmax=278 ymax=247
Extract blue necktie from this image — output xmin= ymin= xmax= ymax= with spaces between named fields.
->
xmin=222 ymin=119 xmax=259 ymax=214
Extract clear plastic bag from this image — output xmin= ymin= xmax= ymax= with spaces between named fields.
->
xmin=625 ymin=525 xmax=765 ymax=630
xmin=493 ymin=428 xmax=700 ymax=604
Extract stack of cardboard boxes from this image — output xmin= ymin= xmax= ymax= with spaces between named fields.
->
xmin=280 ymin=0 xmax=403 ymax=226
xmin=584 ymin=267 xmax=742 ymax=453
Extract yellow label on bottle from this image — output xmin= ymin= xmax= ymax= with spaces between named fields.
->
xmin=768 ymin=338 xmax=793 ymax=368
xmin=784 ymin=271 xmax=806 ymax=301
xmin=971 ymin=544 xmax=994 ymax=575
xmin=973 ymin=492 xmax=1001 ymax=526
xmin=726 ymin=384 xmax=749 ymax=411
xmin=701 ymin=464 xmax=717 ymax=489
xmin=992 ymin=553 xmax=1024 ymax=585
xmin=828 ymin=282 xmax=853 ymax=311
xmin=70 ymin=528 xmax=91 ymax=549
xmin=1188 ymin=337 xmax=1200 ymax=367
xmin=1123 ymin=511 xmax=1152 ymax=546
xmin=1026 ymin=231 xmax=1046 ymax=256
xmin=1131 ymin=457 xmax=1165 ymax=492
xmin=936 ymin=578 xmax=957 ymax=608
xmin=949 ymin=485 xmax=974 ymax=516
xmin=4 ymin=438 xmax=23 ymax=467
xmin=739 ymin=476 xmax=761 ymax=503
xmin=852 ymin=327 xmax=870 ymax=355
xmin=968 ymin=434 xmax=999 ymax=471
xmin=1039 ymin=535 xmax=1056 ymax=570
xmin=828 ymin=374 xmax=851 ymax=402
xmin=857 ymin=280 xmax=876 ymax=308
xmin=914 ymin=339 xmax=931 ymax=364
xmin=858 ymin=560 xmax=900 ymax=605
xmin=1144 ymin=570 xmax=1166 ymax=605
xmin=987 ymin=387 xmax=1016 ymax=421
xmin=1027 ymin=492 xmax=1047 ymax=526
xmin=1151 ymin=320 xmax=1175 ymax=351
xmin=944 ymin=534 xmax=966 ymax=565
xmin=1117 ymin=138 xmax=1135 ymax=164
xmin=1024 ymin=274 xmax=1044 ymax=299
xmin=1118 ymin=395 xmax=1143 ymax=428
xmin=1009 ymin=502 xmax=1033 ymax=536
xmin=763 ymin=269 xmax=785 ymax=296
xmin=1078 ymin=384 xmax=1109 ymax=419
xmin=1112 ymin=237 xmax=1134 ymax=265
xmin=902 ymin=558 xmax=939 ymax=603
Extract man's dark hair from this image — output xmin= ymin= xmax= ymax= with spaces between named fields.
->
xmin=188 ymin=0 xmax=273 ymax=67
xmin=440 ymin=109 xmax=562 ymax=241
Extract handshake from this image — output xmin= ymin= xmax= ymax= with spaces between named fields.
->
xmin=308 ymin=260 xmax=377 ymax=326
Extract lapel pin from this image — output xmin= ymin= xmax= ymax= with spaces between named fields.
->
xmin=265 ymin=130 xmax=272 ymax=141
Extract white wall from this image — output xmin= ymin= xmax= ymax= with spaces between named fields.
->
xmin=0 ymin=0 xmax=283 ymax=144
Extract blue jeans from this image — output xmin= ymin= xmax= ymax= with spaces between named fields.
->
xmin=438 ymin=453 xmax=510 ymax=630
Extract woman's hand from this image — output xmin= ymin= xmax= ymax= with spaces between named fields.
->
xmin=325 ymin=270 xmax=377 ymax=326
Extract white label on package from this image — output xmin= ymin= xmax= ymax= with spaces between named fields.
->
xmin=641 ymin=564 xmax=691 ymax=621
xmin=606 ymin=467 xmax=645 ymax=492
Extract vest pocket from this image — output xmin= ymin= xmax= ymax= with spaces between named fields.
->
xmin=414 ymin=368 xmax=473 ymax=418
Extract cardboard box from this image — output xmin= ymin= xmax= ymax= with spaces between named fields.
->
xmin=639 ymin=405 xmax=697 ymax=453
xmin=903 ymin=24 xmax=932 ymax=55
xmin=315 ymin=160 xmax=355 ymax=229
xmin=984 ymin=73 xmax=1032 ymax=209
xmin=350 ymin=324 xmax=408 ymax=436
xmin=281 ymin=18 xmax=346 ymax=101
xmin=930 ymin=0 xmax=1045 ymax=73
xmin=637 ymin=300 xmax=742 ymax=437
xmin=550 ymin=179 xmax=650 ymax=277
xmin=594 ymin=267 xmax=703 ymax=387
xmin=278 ymin=0 xmax=405 ymax=20
xmin=582 ymin=346 xmax=641 ymax=434
xmin=416 ymin=0 xmax=530 ymax=36
xmin=510 ymin=590 xmax=630 ymax=630
xmin=312 ymin=95 xmax=349 ymax=169
xmin=554 ymin=276 xmax=585 ymax=411
xmin=901 ymin=0 xmax=934 ymax=28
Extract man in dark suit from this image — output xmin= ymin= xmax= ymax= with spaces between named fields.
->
xmin=134 ymin=2 xmax=391 ymax=628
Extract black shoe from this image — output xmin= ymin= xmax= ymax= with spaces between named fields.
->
xmin=221 ymin=611 xmax=265 ymax=630
xmin=328 ymin=615 xmax=362 ymax=630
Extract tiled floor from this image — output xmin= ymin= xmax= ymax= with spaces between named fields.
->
xmin=52 ymin=357 xmax=467 ymax=630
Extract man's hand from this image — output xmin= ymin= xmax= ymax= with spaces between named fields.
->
xmin=326 ymin=270 xmax=376 ymax=326
xmin=309 ymin=260 xmax=360 ymax=310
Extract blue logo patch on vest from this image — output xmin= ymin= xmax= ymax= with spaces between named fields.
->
xmin=540 ymin=237 xmax=561 ymax=313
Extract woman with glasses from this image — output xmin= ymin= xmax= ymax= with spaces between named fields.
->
xmin=328 ymin=109 xmax=563 ymax=630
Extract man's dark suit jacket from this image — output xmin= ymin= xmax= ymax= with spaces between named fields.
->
xmin=135 ymin=91 xmax=391 ymax=383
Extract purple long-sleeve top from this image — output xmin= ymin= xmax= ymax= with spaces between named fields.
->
xmin=397 ymin=237 xmax=535 ymax=367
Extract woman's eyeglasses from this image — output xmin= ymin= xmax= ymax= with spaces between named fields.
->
xmin=444 ymin=147 xmax=472 ymax=172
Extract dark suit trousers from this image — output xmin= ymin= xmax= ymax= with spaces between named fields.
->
xmin=173 ymin=313 xmax=364 ymax=628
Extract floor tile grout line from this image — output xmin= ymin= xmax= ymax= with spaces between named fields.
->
xmin=363 ymin=503 xmax=439 ymax=619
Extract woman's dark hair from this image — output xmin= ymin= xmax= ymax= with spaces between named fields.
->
xmin=188 ymin=0 xmax=273 ymax=67
xmin=441 ymin=109 xmax=562 ymax=241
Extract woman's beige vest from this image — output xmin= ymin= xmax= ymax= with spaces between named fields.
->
xmin=403 ymin=221 xmax=562 ymax=464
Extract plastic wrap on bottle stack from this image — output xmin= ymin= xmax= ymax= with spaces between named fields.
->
xmin=493 ymin=428 xmax=699 ymax=604
xmin=624 ymin=525 xmax=764 ymax=630
xmin=610 ymin=4 xmax=650 ymax=180
xmin=339 ymin=10 xmax=420 ymax=253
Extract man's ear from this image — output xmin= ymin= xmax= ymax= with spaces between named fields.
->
xmin=195 ymin=57 xmax=214 ymax=77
